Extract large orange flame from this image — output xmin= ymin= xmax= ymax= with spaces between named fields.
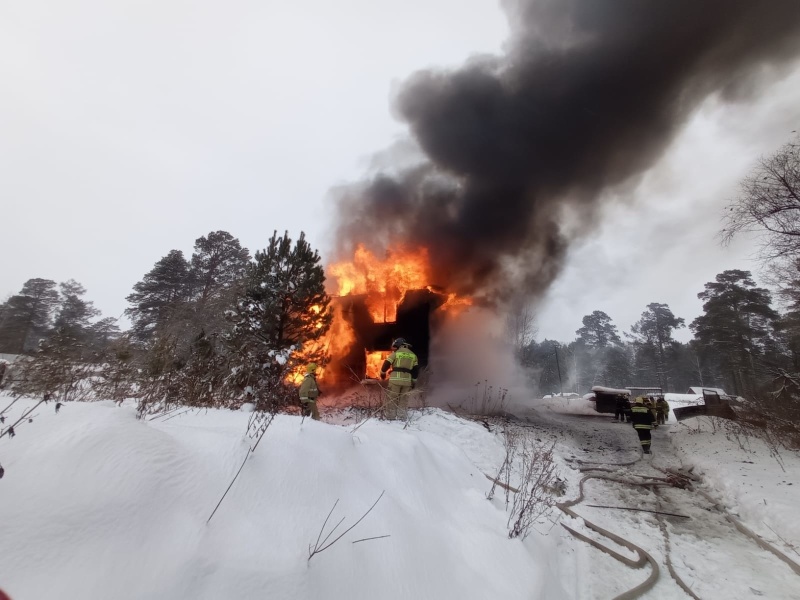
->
xmin=439 ymin=291 xmax=473 ymax=315
xmin=286 ymin=302 xmax=355 ymax=385
xmin=365 ymin=350 xmax=390 ymax=379
xmin=328 ymin=244 xmax=429 ymax=323
xmin=287 ymin=243 xmax=473 ymax=387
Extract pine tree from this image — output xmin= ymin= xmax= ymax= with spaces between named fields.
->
xmin=125 ymin=250 xmax=193 ymax=341
xmin=54 ymin=280 xmax=100 ymax=351
xmin=601 ymin=344 xmax=633 ymax=387
xmin=131 ymin=236 xmax=249 ymax=415
xmin=174 ymin=330 xmax=229 ymax=408
xmin=576 ymin=311 xmax=621 ymax=348
xmin=227 ymin=231 xmax=331 ymax=407
xmin=522 ymin=340 xmax=566 ymax=395
xmin=631 ymin=303 xmax=685 ymax=390
xmin=12 ymin=281 xmax=105 ymax=401
xmin=573 ymin=311 xmax=623 ymax=389
xmin=190 ymin=231 xmax=250 ymax=303
xmin=0 ymin=279 xmax=59 ymax=353
xmin=184 ymin=231 xmax=251 ymax=373
xmin=88 ymin=317 xmax=121 ymax=354
xmin=691 ymin=270 xmax=778 ymax=396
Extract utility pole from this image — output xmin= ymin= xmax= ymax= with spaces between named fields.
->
xmin=554 ymin=344 xmax=563 ymax=396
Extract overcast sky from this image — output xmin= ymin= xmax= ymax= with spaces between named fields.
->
xmin=2 ymin=1 xmax=799 ymax=343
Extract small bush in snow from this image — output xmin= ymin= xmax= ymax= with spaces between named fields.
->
xmin=489 ymin=426 xmax=560 ymax=540
xmin=464 ymin=380 xmax=508 ymax=416
xmin=307 ymin=491 xmax=386 ymax=562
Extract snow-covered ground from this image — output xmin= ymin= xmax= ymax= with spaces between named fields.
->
xmin=1 ymin=393 xmax=799 ymax=599
xmin=520 ymin=396 xmax=800 ymax=598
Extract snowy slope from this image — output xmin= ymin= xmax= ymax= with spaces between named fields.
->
xmin=3 ymin=395 xmax=800 ymax=600
xmin=0 ymin=398 xmax=562 ymax=600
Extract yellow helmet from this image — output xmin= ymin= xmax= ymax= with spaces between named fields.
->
xmin=306 ymin=363 xmax=318 ymax=373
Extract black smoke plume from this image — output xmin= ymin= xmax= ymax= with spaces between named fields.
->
xmin=333 ymin=0 xmax=800 ymax=303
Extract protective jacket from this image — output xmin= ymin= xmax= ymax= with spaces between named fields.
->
xmin=299 ymin=373 xmax=320 ymax=401
xmin=380 ymin=346 xmax=419 ymax=386
xmin=631 ymin=401 xmax=655 ymax=430
xmin=655 ymin=399 xmax=670 ymax=415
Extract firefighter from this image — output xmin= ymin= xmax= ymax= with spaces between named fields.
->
xmin=298 ymin=363 xmax=321 ymax=421
xmin=655 ymin=396 xmax=670 ymax=425
xmin=644 ymin=396 xmax=658 ymax=427
xmin=631 ymin=396 xmax=656 ymax=454
xmin=379 ymin=338 xmax=419 ymax=421
xmin=614 ymin=394 xmax=631 ymax=422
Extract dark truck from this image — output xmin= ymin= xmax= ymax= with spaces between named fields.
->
xmin=591 ymin=386 xmax=663 ymax=414
xmin=673 ymin=388 xmax=737 ymax=421
xmin=590 ymin=386 xmax=632 ymax=413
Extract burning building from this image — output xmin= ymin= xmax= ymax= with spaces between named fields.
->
xmin=315 ymin=245 xmax=471 ymax=390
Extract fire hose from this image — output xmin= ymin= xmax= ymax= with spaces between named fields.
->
xmin=559 ymin=463 xmax=800 ymax=599
xmin=557 ymin=471 xmax=661 ymax=600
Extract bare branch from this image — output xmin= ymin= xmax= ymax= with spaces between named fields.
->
xmin=308 ymin=491 xmax=386 ymax=561
xmin=352 ymin=535 xmax=391 ymax=544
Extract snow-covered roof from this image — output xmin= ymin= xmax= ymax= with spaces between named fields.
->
xmin=591 ymin=386 xmax=631 ymax=395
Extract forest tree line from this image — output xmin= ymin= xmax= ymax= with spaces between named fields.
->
xmin=0 ymin=231 xmax=331 ymax=417
xmin=516 ymin=134 xmax=800 ymax=443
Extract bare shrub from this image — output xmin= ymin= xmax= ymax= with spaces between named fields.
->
xmin=308 ymin=491 xmax=387 ymax=562
xmin=11 ymin=354 xmax=94 ymax=403
xmin=507 ymin=438 xmax=559 ymax=539
xmin=487 ymin=427 xmax=521 ymax=505
xmin=489 ymin=426 xmax=560 ymax=540
xmin=466 ymin=380 xmax=509 ymax=416
xmin=711 ymin=413 xmax=791 ymax=471
xmin=756 ymin=368 xmax=800 ymax=449
xmin=206 ymin=394 xmax=282 ymax=524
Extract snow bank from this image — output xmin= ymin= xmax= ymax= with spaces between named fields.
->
xmin=0 ymin=398 xmax=560 ymax=600
xmin=668 ymin=418 xmax=800 ymax=555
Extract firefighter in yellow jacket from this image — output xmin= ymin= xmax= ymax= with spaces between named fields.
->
xmin=631 ymin=397 xmax=656 ymax=454
xmin=379 ymin=338 xmax=419 ymax=421
xmin=298 ymin=363 xmax=321 ymax=421
xmin=655 ymin=396 xmax=670 ymax=425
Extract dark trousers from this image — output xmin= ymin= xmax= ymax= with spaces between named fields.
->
xmin=301 ymin=399 xmax=320 ymax=420
xmin=635 ymin=428 xmax=652 ymax=451
xmin=615 ymin=408 xmax=627 ymax=421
